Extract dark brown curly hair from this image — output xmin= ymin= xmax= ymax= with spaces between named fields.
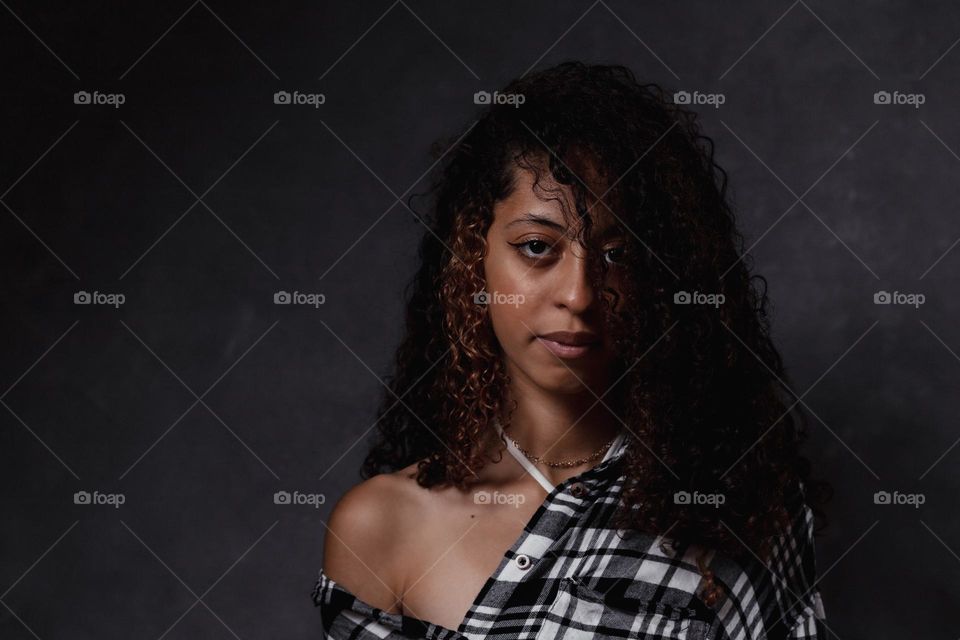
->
xmin=360 ymin=60 xmax=831 ymax=608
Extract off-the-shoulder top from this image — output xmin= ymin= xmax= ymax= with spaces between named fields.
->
xmin=311 ymin=427 xmax=826 ymax=639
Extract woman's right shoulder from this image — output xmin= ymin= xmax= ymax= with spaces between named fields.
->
xmin=321 ymin=463 xmax=428 ymax=608
xmin=326 ymin=463 xmax=426 ymax=544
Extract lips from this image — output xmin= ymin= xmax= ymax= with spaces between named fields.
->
xmin=538 ymin=331 xmax=599 ymax=346
xmin=536 ymin=331 xmax=600 ymax=359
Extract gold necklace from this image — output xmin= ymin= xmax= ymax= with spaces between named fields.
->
xmin=507 ymin=433 xmax=617 ymax=468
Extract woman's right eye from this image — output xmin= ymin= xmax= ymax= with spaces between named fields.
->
xmin=512 ymin=239 xmax=553 ymax=260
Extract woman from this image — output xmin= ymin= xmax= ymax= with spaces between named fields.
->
xmin=312 ymin=61 xmax=831 ymax=639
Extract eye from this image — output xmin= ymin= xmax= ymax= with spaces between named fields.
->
xmin=604 ymin=245 xmax=626 ymax=265
xmin=511 ymin=238 xmax=555 ymax=260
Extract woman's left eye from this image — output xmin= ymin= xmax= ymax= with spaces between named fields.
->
xmin=604 ymin=246 xmax=626 ymax=265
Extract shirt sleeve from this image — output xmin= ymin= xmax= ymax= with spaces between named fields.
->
xmin=775 ymin=482 xmax=827 ymax=639
xmin=786 ymin=588 xmax=827 ymax=638
xmin=312 ymin=569 xmax=432 ymax=639
xmin=321 ymin=608 xmax=410 ymax=639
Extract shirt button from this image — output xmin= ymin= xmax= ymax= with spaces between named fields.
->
xmin=569 ymin=482 xmax=587 ymax=498
xmin=514 ymin=554 xmax=532 ymax=570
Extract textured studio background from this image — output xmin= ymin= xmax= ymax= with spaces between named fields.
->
xmin=2 ymin=2 xmax=960 ymax=638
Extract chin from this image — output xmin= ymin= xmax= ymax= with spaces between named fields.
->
xmin=533 ymin=370 xmax=598 ymax=395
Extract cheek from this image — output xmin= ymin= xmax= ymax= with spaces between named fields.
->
xmin=486 ymin=282 xmax=534 ymax=348
xmin=484 ymin=257 xmax=538 ymax=349
xmin=484 ymin=247 xmax=535 ymax=303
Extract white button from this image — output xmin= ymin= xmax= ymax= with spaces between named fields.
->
xmin=514 ymin=554 xmax=532 ymax=570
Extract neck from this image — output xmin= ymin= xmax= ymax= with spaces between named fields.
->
xmin=495 ymin=362 xmax=624 ymax=480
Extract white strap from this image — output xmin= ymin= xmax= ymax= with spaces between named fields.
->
xmin=493 ymin=420 xmax=626 ymax=494
xmin=602 ymin=431 xmax=627 ymax=463
xmin=495 ymin=419 xmax=556 ymax=492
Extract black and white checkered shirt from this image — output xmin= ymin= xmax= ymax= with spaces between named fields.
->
xmin=312 ymin=434 xmax=826 ymax=639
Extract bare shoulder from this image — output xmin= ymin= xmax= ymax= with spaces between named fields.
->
xmin=322 ymin=462 xmax=428 ymax=612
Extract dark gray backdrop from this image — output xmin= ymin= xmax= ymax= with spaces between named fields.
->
xmin=2 ymin=2 xmax=958 ymax=638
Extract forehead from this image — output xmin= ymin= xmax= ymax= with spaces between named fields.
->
xmin=495 ymin=160 xmax=622 ymax=233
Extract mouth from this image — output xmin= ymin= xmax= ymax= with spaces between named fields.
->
xmin=535 ymin=331 xmax=601 ymax=359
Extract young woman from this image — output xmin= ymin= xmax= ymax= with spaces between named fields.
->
xmin=312 ymin=61 xmax=831 ymax=640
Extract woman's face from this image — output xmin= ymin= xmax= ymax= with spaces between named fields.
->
xmin=483 ymin=163 xmax=626 ymax=396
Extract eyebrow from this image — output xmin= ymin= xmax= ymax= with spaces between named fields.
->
xmin=506 ymin=212 xmax=624 ymax=239
xmin=505 ymin=212 xmax=565 ymax=231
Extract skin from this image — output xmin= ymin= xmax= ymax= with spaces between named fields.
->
xmin=482 ymin=156 xmax=628 ymax=478
xmin=323 ymin=156 xmax=629 ymax=632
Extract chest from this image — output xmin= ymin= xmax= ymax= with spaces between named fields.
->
xmin=399 ymin=490 xmax=545 ymax=631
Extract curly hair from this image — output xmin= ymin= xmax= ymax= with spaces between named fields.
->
xmin=360 ymin=60 xmax=832 ymax=608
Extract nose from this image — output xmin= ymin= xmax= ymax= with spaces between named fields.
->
xmin=552 ymin=243 xmax=597 ymax=314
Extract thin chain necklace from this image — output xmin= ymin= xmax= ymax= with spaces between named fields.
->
xmin=506 ymin=432 xmax=617 ymax=468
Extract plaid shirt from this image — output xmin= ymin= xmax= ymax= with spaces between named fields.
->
xmin=312 ymin=435 xmax=826 ymax=639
